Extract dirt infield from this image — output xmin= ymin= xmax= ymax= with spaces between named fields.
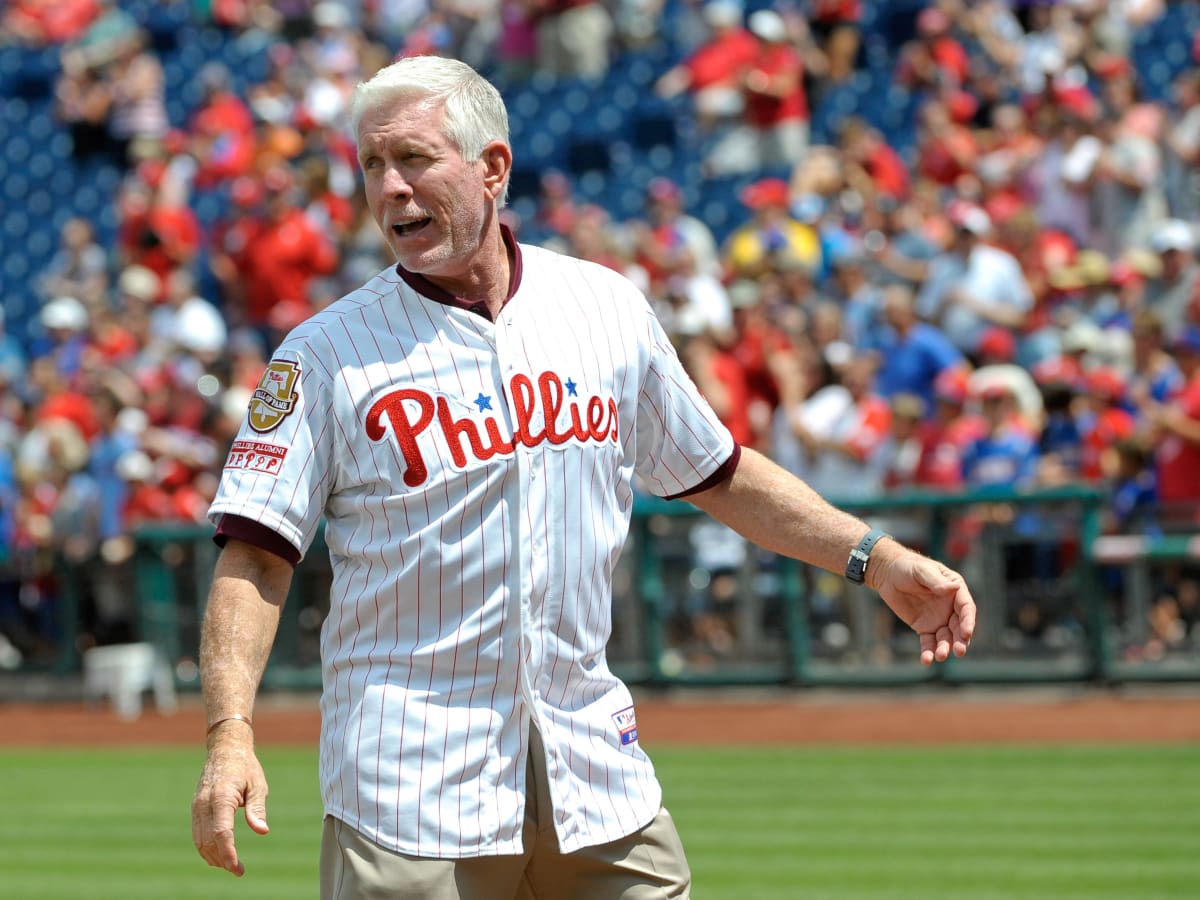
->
xmin=2 ymin=688 xmax=1199 ymax=746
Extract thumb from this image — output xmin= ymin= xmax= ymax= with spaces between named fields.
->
xmin=245 ymin=784 xmax=270 ymax=835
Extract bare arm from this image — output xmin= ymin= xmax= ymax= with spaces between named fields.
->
xmin=192 ymin=539 xmax=293 ymax=877
xmin=688 ymin=448 xmax=975 ymax=663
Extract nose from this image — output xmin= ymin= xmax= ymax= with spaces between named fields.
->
xmin=381 ymin=165 xmax=412 ymax=200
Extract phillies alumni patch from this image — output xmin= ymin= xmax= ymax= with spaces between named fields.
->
xmin=226 ymin=440 xmax=288 ymax=474
xmin=612 ymin=706 xmax=638 ymax=745
xmin=248 ymin=360 xmax=301 ymax=433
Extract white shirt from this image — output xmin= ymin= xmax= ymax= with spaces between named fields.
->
xmin=208 ymin=241 xmax=734 ymax=858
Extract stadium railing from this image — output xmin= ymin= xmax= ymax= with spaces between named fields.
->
xmin=26 ymin=485 xmax=1200 ymax=691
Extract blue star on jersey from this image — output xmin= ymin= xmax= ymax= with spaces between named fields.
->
xmin=565 ymin=378 xmax=578 ymax=397
xmin=474 ymin=393 xmax=492 ymax=412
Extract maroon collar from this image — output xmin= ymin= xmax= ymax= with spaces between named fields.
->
xmin=393 ymin=223 xmax=523 ymax=321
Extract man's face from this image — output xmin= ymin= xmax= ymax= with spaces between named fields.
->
xmin=358 ymin=97 xmax=508 ymax=283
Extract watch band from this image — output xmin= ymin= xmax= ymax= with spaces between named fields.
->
xmin=845 ymin=528 xmax=890 ymax=585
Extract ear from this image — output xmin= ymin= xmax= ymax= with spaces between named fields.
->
xmin=481 ymin=140 xmax=512 ymax=203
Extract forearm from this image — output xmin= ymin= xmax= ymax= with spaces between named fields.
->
xmin=200 ymin=541 xmax=291 ymax=742
xmin=688 ymin=447 xmax=892 ymax=585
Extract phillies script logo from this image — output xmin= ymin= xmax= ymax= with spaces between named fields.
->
xmin=366 ymin=372 xmax=619 ymax=487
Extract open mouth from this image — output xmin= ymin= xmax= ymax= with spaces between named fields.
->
xmin=392 ymin=218 xmax=432 ymax=238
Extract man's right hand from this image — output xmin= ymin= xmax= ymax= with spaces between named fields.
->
xmin=191 ymin=725 xmax=270 ymax=877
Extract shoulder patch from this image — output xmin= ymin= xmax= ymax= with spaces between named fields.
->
xmin=248 ymin=360 xmax=301 ymax=433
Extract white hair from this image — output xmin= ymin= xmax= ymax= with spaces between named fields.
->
xmin=350 ymin=57 xmax=510 ymax=201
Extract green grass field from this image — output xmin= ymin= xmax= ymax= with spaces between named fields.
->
xmin=1 ymin=744 xmax=1197 ymax=899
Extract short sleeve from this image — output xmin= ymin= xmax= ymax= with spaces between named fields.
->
xmin=632 ymin=307 xmax=736 ymax=497
xmin=207 ymin=344 xmax=336 ymax=560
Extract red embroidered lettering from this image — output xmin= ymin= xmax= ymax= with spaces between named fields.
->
xmin=366 ymin=389 xmax=435 ymax=487
xmin=511 ymin=374 xmax=545 ymax=447
xmin=365 ymin=376 xmax=618 ymax=488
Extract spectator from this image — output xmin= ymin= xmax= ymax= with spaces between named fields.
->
xmin=723 ymin=177 xmax=821 ymax=279
xmin=527 ymin=0 xmax=614 ymax=79
xmin=188 ymin=63 xmax=257 ymax=189
xmin=235 ymin=165 xmax=339 ymax=342
xmin=53 ymin=46 xmax=116 ymax=163
xmin=961 ymin=383 xmax=1039 ymax=491
xmin=1137 ymin=326 xmax=1200 ymax=516
xmin=917 ymin=202 xmax=1034 ymax=362
xmin=1142 ymin=219 xmax=1200 ymax=341
xmin=104 ymin=29 xmax=168 ymax=165
xmin=827 ymin=242 xmax=885 ymax=351
xmin=654 ymin=1 xmax=758 ymax=132
xmin=1078 ymin=367 xmax=1137 ymax=482
xmin=703 ymin=9 xmax=808 ymax=177
xmin=3 ymin=0 xmax=100 ymax=46
xmin=806 ymin=0 xmax=863 ymax=85
xmin=1165 ymin=69 xmax=1200 ymax=222
xmin=1093 ymin=102 xmax=1169 ymax=256
xmin=37 ymin=218 xmax=109 ymax=307
xmin=872 ymin=283 xmax=964 ymax=412
xmin=630 ymin=176 xmax=722 ymax=287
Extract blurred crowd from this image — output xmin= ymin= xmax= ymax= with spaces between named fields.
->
xmin=1 ymin=0 xmax=1198 ymax=666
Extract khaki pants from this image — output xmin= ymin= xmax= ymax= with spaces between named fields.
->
xmin=320 ymin=728 xmax=691 ymax=899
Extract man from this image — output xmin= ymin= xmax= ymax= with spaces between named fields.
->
xmin=1137 ymin=325 xmax=1200 ymax=512
xmin=191 ymin=56 xmax=976 ymax=899
xmin=917 ymin=201 xmax=1033 ymax=364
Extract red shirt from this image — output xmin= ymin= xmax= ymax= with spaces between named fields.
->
xmin=241 ymin=209 xmax=339 ymax=326
xmin=1080 ymin=407 xmax=1136 ymax=481
xmin=1157 ymin=372 xmax=1200 ymax=502
xmin=865 ymin=142 xmax=910 ymax=199
xmin=685 ymin=29 xmax=759 ymax=89
xmin=745 ymin=45 xmax=808 ymax=127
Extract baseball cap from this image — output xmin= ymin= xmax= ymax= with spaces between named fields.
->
xmin=703 ymin=0 xmax=742 ymax=27
xmin=1150 ymin=219 xmax=1196 ymax=254
xmin=977 ymin=326 xmax=1016 ymax=362
xmin=1032 ymin=356 xmax=1083 ymax=389
xmin=1086 ymin=366 xmax=1126 ymax=400
xmin=646 ymin=177 xmax=681 ymax=202
xmin=947 ymin=200 xmax=992 ymax=236
xmin=117 ymin=264 xmax=161 ymax=302
xmin=977 ymin=382 xmax=1012 ymax=402
xmin=1172 ymin=325 xmax=1200 ymax=355
xmin=41 ymin=296 xmax=88 ymax=331
xmin=748 ymin=9 xmax=787 ymax=42
xmin=933 ymin=367 xmax=969 ymax=405
xmin=740 ymin=177 xmax=790 ymax=209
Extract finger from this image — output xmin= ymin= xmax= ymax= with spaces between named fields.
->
xmin=953 ymin=584 xmax=978 ymax=642
xmin=245 ymin=780 xmax=270 ymax=836
xmin=934 ymin=625 xmax=952 ymax=662
xmin=213 ymin=796 xmax=245 ymax=876
xmin=195 ymin=789 xmax=222 ymax=868
xmin=949 ymin=612 xmax=970 ymax=657
xmin=919 ymin=631 xmax=935 ymax=666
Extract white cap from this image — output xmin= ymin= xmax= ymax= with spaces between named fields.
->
xmin=1150 ymin=219 xmax=1196 ymax=254
xmin=748 ymin=9 xmax=787 ymax=42
xmin=174 ymin=298 xmax=228 ymax=354
xmin=313 ymin=1 xmax=351 ymax=28
xmin=704 ymin=1 xmax=742 ymax=26
xmin=117 ymin=264 xmax=161 ymax=302
xmin=41 ymin=296 xmax=89 ymax=331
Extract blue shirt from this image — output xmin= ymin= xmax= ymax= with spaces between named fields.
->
xmin=872 ymin=323 xmax=963 ymax=412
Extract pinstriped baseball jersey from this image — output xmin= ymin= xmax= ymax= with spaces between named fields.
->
xmin=208 ymin=236 xmax=735 ymax=858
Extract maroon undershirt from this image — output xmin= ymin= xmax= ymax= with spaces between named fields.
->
xmin=214 ymin=225 xmax=741 ymax=565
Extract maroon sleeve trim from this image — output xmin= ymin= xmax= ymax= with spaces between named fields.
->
xmin=662 ymin=444 xmax=743 ymax=501
xmin=213 ymin=514 xmax=303 ymax=567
